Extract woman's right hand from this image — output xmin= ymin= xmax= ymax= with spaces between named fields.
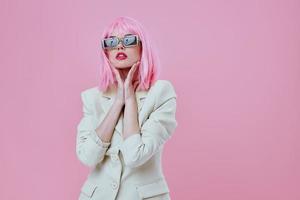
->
xmin=111 ymin=66 xmax=125 ymax=106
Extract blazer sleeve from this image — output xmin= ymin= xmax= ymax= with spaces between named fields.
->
xmin=76 ymin=91 xmax=111 ymax=168
xmin=120 ymin=81 xmax=178 ymax=168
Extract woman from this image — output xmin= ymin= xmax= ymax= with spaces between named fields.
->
xmin=76 ymin=16 xmax=178 ymax=200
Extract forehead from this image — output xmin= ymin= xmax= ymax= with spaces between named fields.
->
xmin=109 ymin=28 xmax=135 ymax=37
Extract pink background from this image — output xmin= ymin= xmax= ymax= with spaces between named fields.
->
xmin=1 ymin=0 xmax=299 ymax=199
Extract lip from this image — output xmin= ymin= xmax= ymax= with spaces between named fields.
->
xmin=116 ymin=52 xmax=128 ymax=60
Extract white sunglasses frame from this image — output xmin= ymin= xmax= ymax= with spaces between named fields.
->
xmin=101 ymin=34 xmax=141 ymax=50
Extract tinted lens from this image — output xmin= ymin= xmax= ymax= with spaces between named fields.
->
xmin=123 ymin=35 xmax=138 ymax=46
xmin=103 ymin=37 xmax=118 ymax=48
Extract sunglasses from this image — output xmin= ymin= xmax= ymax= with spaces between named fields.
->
xmin=101 ymin=34 xmax=141 ymax=50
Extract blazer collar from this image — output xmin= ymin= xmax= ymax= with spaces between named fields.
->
xmin=97 ymin=85 xmax=148 ymax=136
xmin=101 ymin=85 xmax=148 ymax=102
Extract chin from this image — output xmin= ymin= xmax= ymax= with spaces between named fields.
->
xmin=114 ymin=61 xmax=135 ymax=69
xmin=114 ymin=64 xmax=130 ymax=68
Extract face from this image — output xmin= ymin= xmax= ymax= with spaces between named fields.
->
xmin=104 ymin=32 xmax=142 ymax=69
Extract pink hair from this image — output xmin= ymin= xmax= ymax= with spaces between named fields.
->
xmin=98 ymin=16 xmax=161 ymax=92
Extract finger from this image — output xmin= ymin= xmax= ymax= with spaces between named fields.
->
xmin=111 ymin=67 xmax=119 ymax=80
xmin=112 ymin=67 xmax=123 ymax=86
xmin=130 ymin=61 xmax=140 ymax=75
xmin=133 ymin=81 xmax=139 ymax=91
xmin=127 ymin=61 xmax=140 ymax=83
xmin=112 ymin=67 xmax=121 ymax=81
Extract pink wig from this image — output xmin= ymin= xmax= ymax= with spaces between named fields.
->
xmin=98 ymin=16 xmax=161 ymax=92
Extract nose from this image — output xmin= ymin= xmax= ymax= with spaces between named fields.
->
xmin=116 ymin=41 xmax=125 ymax=50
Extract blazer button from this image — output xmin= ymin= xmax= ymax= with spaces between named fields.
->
xmin=111 ymin=181 xmax=119 ymax=190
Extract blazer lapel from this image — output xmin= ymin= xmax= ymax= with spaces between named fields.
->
xmin=97 ymin=86 xmax=148 ymax=137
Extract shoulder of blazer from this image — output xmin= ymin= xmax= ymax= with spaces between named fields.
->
xmin=152 ymin=80 xmax=177 ymax=107
xmin=80 ymin=86 xmax=100 ymax=105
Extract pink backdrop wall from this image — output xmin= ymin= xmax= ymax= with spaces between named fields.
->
xmin=1 ymin=0 xmax=299 ymax=199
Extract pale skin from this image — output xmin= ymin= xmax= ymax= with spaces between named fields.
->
xmin=95 ymin=31 xmax=142 ymax=143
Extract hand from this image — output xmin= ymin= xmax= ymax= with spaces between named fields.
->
xmin=111 ymin=61 xmax=140 ymax=105
xmin=124 ymin=61 xmax=140 ymax=102
xmin=111 ymin=66 xmax=125 ymax=105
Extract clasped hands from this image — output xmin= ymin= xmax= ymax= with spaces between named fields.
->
xmin=111 ymin=61 xmax=140 ymax=106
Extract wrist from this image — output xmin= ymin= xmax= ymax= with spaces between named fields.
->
xmin=114 ymin=98 xmax=125 ymax=107
xmin=125 ymin=96 xmax=136 ymax=104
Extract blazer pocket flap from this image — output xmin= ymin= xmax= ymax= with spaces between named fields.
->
xmin=136 ymin=178 xmax=170 ymax=198
xmin=81 ymin=181 xmax=98 ymax=197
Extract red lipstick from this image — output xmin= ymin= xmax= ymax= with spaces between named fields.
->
xmin=116 ymin=52 xmax=128 ymax=60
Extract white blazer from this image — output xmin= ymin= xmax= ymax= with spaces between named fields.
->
xmin=76 ymin=80 xmax=178 ymax=200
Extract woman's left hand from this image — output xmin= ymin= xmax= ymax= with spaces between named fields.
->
xmin=124 ymin=61 xmax=140 ymax=102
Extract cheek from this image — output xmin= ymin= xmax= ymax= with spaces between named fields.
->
xmin=128 ymin=48 xmax=141 ymax=60
xmin=106 ymin=51 xmax=115 ymax=61
xmin=107 ymin=51 xmax=113 ymax=58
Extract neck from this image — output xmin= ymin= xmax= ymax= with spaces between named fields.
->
xmin=118 ymin=68 xmax=130 ymax=82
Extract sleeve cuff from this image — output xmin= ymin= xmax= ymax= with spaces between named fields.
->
xmin=120 ymin=133 xmax=141 ymax=152
xmin=91 ymin=130 xmax=111 ymax=148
